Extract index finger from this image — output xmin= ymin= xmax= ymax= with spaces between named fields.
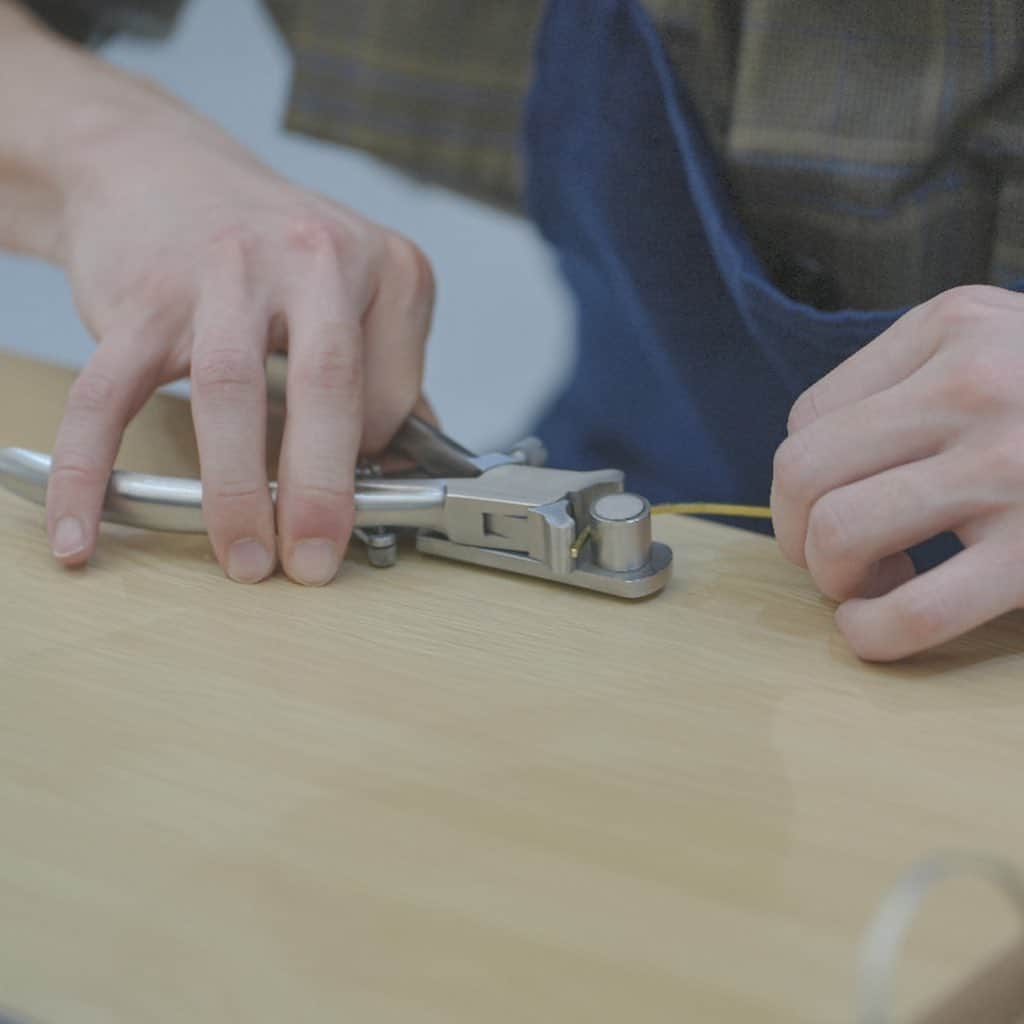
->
xmin=787 ymin=286 xmax=1024 ymax=434
xmin=787 ymin=304 xmax=936 ymax=435
xmin=47 ymin=337 xmax=163 ymax=565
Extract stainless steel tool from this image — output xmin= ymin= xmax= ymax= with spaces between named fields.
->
xmin=0 ymin=361 xmax=672 ymax=597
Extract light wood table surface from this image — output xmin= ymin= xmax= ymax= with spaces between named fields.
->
xmin=2 ymin=350 xmax=1024 ymax=1024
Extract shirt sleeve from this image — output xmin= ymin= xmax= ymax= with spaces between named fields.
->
xmin=278 ymin=0 xmax=544 ymax=211
xmin=17 ymin=0 xmax=186 ymax=44
xmin=21 ymin=0 xmax=541 ymax=211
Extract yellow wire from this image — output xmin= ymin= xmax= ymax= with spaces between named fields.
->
xmin=651 ymin=502 xmax=773 ymax=520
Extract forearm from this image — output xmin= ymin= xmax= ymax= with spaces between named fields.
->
xmin=0 ymin=1 xmax=188 ymax=263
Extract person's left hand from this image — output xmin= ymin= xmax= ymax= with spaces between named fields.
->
xmin=770 ymin=285 xmax=1024 ymax=661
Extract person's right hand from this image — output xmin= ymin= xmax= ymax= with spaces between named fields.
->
xmin=46 ymin=97 xmax=435 ymax=586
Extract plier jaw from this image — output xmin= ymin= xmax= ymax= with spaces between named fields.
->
xmin=406 ymin=458 xmax=671 ymax=598
xmin=339 ymin=413 xmax=672 ymax=597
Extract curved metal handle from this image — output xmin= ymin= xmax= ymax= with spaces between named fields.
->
xmin=0 ymin=447 xmax=446 ymax=534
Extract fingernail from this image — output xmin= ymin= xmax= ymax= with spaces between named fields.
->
xmin=53 ymin=516 xmax=86 ymax=558
xmin=227 ymin=538 xmax=274 ymax=583
xmin=290 ymin=539 xmax=339 ymax=586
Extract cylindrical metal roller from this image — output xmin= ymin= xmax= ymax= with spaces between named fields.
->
xmin=590 ymin=492 xmax=652 ymax=573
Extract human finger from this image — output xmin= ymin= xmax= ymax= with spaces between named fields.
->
xmin=359 ymin=234 xmax=435 ymax=453
xmin=276 ymin=241 xmax=365 ymax=587
xmin=802 ymin=453 xmax=976 ymax=601
xmin=190 ymin=239 xmax=276 ymax=583
xmin=772 ymin=378 xmax=951 ymax=566
xmin=787 ymin=286 xmax=1024 ymax=433
xmin=835 ymin=541 xmax=1022 ymax=661
xmin=47 ymin=337 xmax=164 ymax=565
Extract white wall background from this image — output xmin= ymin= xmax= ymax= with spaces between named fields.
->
xmin=0 ymin=0 xmax=575 ymax=450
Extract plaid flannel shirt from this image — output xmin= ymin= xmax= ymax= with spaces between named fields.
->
xmin=22 ymin=0 xmax=1024 ymax=310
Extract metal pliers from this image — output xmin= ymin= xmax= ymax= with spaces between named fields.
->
xmin=0 ymin=383 xmax=672 ymax=599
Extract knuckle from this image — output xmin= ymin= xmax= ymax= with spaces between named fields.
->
xmin=293 ymin=340 xmax=362 ymax=397
xmin=280 ymin=483 xmax=355 ymax=548
xmin=50 ymin=451 xmax=109 ymax=491
xmin=982 ymin=429 xmax=1024 ymax=481
xmin=285 ymin=214 xmax=342 ymax=256
xmin=67 ymin=370 xmax=122 ymax=418
xmin=787 ymin=387 xmax=820 ymax=434
xmin=208 ymin=224 xmax=256 ymax=265
xmin=128 ymin=268 xmax=186 ymax=318
xmin=806 ymin=496 xmax=856 ymax=562
xmin=386 ymin=235 xmax=436 ymax=308
xmin=927 ymin=285 xmax=997 ymax=334
xmin=207 ymin=480 xmax=268 ymax=505
xmin=192 ymin=345 xmax=263 ymax=397
xmin=951 ymin=349 xmax=1016 ymax=410
xmin=286 ymin=482 xmax=356 ymax=527
xmin=772 ymin=433 xmax=815 ymax=499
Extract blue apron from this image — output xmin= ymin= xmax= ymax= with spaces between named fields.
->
xmin=524 ymin=0 xmax=961 ymax=569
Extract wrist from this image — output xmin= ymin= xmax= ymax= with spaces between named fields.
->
xmin=0 ymin=5 xmax=220 ymax=264
xmin=57 ymin=76 xmax=188 ymax=194
xmin=0 ymin=9 xmax=166 ymax=264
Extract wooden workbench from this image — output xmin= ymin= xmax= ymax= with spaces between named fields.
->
xmin=2 ymin=350 xmax=1024 ymax=1024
